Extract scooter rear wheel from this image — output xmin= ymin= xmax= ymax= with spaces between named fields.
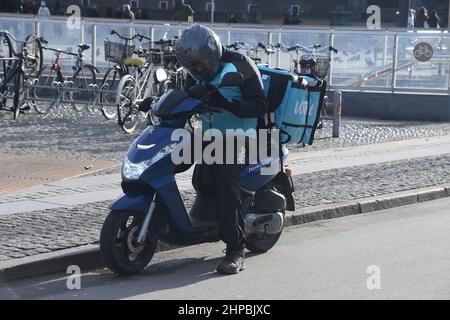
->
xmin=245 ymin=183 xmax=286 ymax=253
xmin=100 ymin=211 xmax=158 ymax=275
xmin=245 ymin=232 xmax=282 ymax=253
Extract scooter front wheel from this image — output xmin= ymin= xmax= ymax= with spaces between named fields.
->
xmin=100 ymin=211 xmax=158 ymax=275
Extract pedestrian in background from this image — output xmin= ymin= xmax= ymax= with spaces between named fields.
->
xmin=407 ymin=8 xmax=415 ymax=29
xmin=37 ymin=1 xmax=50 ymax=16
xmin=415 ymin=7 xmax=428 ymax=28
xmin=427 ymin=10 xmax=440 ymax=28
xmin=16 ymin=0 xmax=24 ymax=13
xmin=122 ymin=4 xmax=135 ymax=20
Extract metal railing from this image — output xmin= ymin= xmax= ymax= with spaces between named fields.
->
xmin=1 ymin=13 xmax=449 ymax=96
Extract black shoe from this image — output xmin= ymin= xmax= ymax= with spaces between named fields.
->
xmin=216 ymin=248 xmax=245 ymax=275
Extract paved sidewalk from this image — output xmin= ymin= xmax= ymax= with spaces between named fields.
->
xmin=1 ymin=134 xmax=449 ymax=215
xmin=289 ymin=134 xmax=450 ymax=173
xmin=0 ymin=134 xmax=449 ymax=263
xmin=0 ymin=154 xmax=115 ymax=196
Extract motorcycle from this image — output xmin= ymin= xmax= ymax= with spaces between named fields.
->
xmin=99 ymin=72 xmax=295 ymax=275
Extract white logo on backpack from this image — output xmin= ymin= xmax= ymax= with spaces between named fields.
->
xmin=294 ymin=100 xmax=313 ymax=116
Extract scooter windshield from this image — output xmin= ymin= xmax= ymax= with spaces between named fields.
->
xmin=154 ymin=89 xmax=203 ymax=119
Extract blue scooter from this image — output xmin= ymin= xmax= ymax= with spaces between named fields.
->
xmin=100 ymin=72 xmax=295 ymax=275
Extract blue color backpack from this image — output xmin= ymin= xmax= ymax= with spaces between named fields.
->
xmin=257 ymin=66 xmax=326 ymax=145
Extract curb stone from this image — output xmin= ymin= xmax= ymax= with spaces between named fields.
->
xmin=1 ymin=184 xmax=449 ymax=283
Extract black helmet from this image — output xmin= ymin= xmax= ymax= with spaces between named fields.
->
xmin=175 ymin=24 xmax=222 ymax=82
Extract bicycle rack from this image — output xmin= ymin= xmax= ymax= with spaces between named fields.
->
xmin=23 ymin=78 xmax=119 ymax=109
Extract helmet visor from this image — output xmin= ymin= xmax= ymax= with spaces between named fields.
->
xmin=186 ymin=60 xmax=212 ymax=80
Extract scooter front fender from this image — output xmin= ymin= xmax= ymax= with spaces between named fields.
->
xmin=109 ymin=192 xmax=155 ymax=214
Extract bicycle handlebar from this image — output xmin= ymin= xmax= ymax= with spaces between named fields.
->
xmin=110 ymin=30 xmax=148 ymax=42
xmin=329 ymin=46 xmax=339 ymax=54
xmin=278 ymin=43 xmax=338 ymax=54
xmin=42 ymin=46 xmax=78 ymax=57
xmin=153 ymin=39 xmax=173 ymax=46
xmin=225 ymin=41 xmax=248 ymax=50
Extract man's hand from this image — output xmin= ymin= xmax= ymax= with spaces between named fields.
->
xmin=203 ymin=83 xmax=232 ymax=109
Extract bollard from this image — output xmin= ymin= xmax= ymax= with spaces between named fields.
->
xmin=332 ymin=90 xmax=342 ymax=138
xmin=91 ymin=24 xmax=96 ymax=67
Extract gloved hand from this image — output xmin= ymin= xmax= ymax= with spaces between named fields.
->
xmin=139 ymin=96 xmax=154 ymax=113
xmin=189 ymin=83 xmax=209 ymax=99
xmin=203 ymin=83 xmax=232 ymax=109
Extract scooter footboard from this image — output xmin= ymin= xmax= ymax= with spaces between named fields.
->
xmin=109 ymin=192 xmax=156 ymax=214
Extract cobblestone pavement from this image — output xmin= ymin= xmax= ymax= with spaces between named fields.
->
xmin=2 ymin=109 xmax=450 ymax=163
xmin=1 ymin=153 xmax=449 ymax=261
xmin=0 ymin=182 xmax=119 ymax=204
xmin=0 ymin=110 xmax=145 ymax=163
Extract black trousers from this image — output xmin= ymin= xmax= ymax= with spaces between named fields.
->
xmin=195 ymin=136 xmax=255 ymax=251
xmin=208 ymin=163 xmax=248 ymax=251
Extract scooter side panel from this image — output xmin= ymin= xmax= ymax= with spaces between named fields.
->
xmin=127 ymin=126 xmax=177 ymax=164
xmin=148 ymin=174 xmax=192 ymax=235
xmin=239 ymin=156 xmax=281 ymax=192
xmin=109 ymin=192 xmax=155 ymax=213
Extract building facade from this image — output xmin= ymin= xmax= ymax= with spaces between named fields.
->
xmin=2 ymin=0 xmax=449 ymax=26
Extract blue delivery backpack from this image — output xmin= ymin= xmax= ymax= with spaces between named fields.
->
xmin=257 ymin=65 xmax=326 ymax=145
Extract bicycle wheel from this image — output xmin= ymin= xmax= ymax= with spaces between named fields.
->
xmin=23 ymin=35 xmax=43 ymax=78
xmin=71 ymin=64 xmax=96 ymax=112
xmin=0 ymin=33 xmax=13 ymax=84
xmin=13 ymin=71 xmax=25 ymax=120
xmin=32 ymin=66 xmax=58 ymax=115
xmin=99 ymin=67 xmax=120 ymax=119
xmin=116 ymin=75 xmax=139 ymax=134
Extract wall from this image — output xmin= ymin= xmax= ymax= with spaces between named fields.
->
xmin=340 ymin=91 xmax=450 ymax=121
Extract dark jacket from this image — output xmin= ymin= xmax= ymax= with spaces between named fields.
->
xmin=415 ymin=14 xmax=428 ymax=28
xmin=428 ymin=15 xmax=440 ymax=28
xmin=185 ymin=48 xmax=268 ymax=120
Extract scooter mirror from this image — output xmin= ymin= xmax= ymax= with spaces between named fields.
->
xmin=219 ymin=72 xmax=244 ymax=87
xmin=155 ymin=68 xmax=168 ymax=82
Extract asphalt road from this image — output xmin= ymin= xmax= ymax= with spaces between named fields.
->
xmin=1 ymin=198 xmax=450 ymax=300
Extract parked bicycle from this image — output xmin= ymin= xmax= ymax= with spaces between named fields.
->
xmin=32 ymin=42 xmax=98 ymax=115
xmin=0 ymin=30 xmax=43 ymax=119
xmin=103 ymin=30 xmax=184 ymax=133
xmin=98 ymin=30 xmax=143 ymax=121
xmin=144 ymin=38 xmax=186 ymax=127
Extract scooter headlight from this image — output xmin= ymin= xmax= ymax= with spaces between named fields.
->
xmin=122 ymin=143 xmax=178 ymax=180
xmin=122 ymin=156 xmax=148 ymax=180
